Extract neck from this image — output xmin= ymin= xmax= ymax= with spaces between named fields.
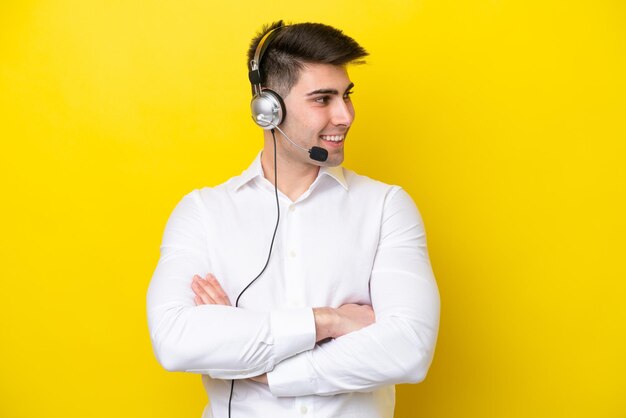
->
xmin=261 ymin=141 xmax=320 ymax=202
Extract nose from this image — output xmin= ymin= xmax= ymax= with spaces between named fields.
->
xmin=331 ymin=98 xmax=354 ymax=127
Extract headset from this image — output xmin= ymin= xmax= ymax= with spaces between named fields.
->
xmin=247 ymin=25 xmax=329 ymax=162
xmin=248 ymin=26 xmax=286 ymax=129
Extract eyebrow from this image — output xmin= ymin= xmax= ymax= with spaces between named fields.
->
xmin=306 ymin=82 xmax=355 ymax=96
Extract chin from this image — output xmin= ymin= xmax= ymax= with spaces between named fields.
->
xmin=319 ymin=154 xmax=344 ymax=167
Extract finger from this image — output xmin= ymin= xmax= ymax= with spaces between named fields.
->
xmin=194 ymin=274 xmax=222 ymax=305
xmin=202 ymin=273 xmax=231 ymax=306
xmin=206 ymin=273 xmax=232 ymax=306
xmin=191 ymin=276 xmax=217 ymax=305
xmin=194 ymin=295 xmax=203 ymax=306
xmin=192 ymin=281 xmax=216 ymax=305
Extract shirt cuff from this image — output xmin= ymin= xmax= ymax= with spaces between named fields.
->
xmin=270 ymin=308 xmax=316 ymax=364
xmin=267 ymin=349 xmax=317 ymax=397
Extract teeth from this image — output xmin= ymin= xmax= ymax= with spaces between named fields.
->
xmin=320 ymin=135 xmax=345 ymax=142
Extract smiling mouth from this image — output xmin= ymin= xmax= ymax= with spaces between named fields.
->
xmin=319 ymin=134 xmax=345 ymax=143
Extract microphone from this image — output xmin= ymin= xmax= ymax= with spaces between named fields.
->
xmin=256 ymin=115 xmax=328 ymax=162
xmin=272 ymin=124 xmax=329 ymax=163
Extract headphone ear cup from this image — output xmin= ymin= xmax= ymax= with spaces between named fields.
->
xmin=251 ymin=89 xmax=286 ymax=129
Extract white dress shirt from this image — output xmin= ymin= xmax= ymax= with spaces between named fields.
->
xmin=147 ymin=153 xmax=440 ymax=418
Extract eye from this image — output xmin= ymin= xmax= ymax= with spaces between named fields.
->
xmin=343 ymin=90 xmax=354 ymax=101
xmin=314 ymin=96 xmax=331 ymax=104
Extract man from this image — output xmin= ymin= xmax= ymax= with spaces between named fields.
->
xmin=147 ymin=21 xmax=440 ymax=418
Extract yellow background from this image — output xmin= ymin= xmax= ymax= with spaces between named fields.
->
xmin=1 ymin=0 xmax=625 ymax=417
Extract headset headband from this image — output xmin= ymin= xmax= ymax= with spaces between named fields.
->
xmin=248 ymin=26 xmax=284 ymax=95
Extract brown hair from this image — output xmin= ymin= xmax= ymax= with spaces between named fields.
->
xmin=247 ymin=21 xmax=368 ymax=97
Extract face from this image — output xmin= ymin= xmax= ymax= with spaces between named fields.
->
xmin=277 ymin=63 xmax=355 ymax=168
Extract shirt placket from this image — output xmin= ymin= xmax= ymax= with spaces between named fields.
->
xmin=283 ymin=201 xmax=305 ymax=308
xmin=284 ymin=201 xmax=315 ymax=416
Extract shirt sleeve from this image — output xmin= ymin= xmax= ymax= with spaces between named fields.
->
xmin=146 ymin=190 xmax=316 ymax=379
xmin=266 ymin=187 xmax=440 ymax=396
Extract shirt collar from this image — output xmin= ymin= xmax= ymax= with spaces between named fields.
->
xmin=232 ymin=151 xmax=348 ymax=191
xmin=319 ymin=164 xmax=348 ymax=190
xmin=232 ymin=152 xmax=264 ymax=191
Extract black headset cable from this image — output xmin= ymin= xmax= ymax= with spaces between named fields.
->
xmin=228 ymin=129 xmax=281 ymax=418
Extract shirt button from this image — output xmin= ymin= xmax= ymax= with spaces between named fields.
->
xmin=289 ymin=250 xmax=296 ymax=258
xmin=289 ymin=205 xmax=296 ymax=213
xmin=300 ymin=405 xmax=308 ymax=414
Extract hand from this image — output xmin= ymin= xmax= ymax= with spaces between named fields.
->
xmin=334 ymin=304 xmax=375 ymax=337
xmin=191 ymin=273 xmax=232 ymax=306
xmin=313 ymin=304 xmax=375 ymax=341
xmin=192 ymin=277 xmax=266 ymax=385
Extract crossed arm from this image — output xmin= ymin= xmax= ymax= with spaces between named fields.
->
xmin=148 ymin=188 xmax=439 ymax=396
xmin=190 ymin=273 xmax=376 ymax=383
